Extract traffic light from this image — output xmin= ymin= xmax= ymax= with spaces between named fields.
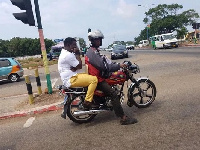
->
xmin=11 ymin=0 xmax=35 ymax=26
xmin=197 ymin=23 xmax=200 ymax=29
xmin=88 ymin=28 xmax=91 ymax=33
xmin=192 ymin=23 xmax=196 ymax=29
xmin=192 ymin=23 xmax=200 ymax=29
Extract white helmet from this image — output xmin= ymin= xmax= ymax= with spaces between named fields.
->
xmin=88 ymin=30 xmax=104 ymax=41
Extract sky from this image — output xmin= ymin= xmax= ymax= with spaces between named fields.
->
xmin=0 ymin=0 xmax=199 ymax=47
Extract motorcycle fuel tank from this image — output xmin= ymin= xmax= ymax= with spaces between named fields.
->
xmin=106 ymin=71 xmax=126 ymax=85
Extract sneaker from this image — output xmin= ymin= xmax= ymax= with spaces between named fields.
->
xmin=83 ymin=101 xmax=99 ymax=110
xmin=61 ymin=113 xmax=66 ymax=119
xmin=120 ymin=116 xmax=138 ymax=125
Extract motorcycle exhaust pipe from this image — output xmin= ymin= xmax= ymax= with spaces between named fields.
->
xmin=73 ymin=109 xmax=108 ymax=117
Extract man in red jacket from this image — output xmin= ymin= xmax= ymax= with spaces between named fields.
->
xmin=85 ymin=30 xmax=138 ymax=125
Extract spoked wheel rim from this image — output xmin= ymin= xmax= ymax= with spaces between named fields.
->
xmin=9 ymin=74 xmax=19 ymax=82
xmin=69 ymin=96 xmax=95 ymax=121
xmin=132 ymin=81 xmax=155 ymax=106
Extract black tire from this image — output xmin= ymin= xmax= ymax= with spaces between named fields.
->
xmin=163 ymin=44 xmax=166 ymax=49
xmin=8 ymin=74 xmax=20 ymax=82
xmin=128 ymin=79 xmax=156 ymax=108
xmin=67 ymin=95 xmax=96 ymax=123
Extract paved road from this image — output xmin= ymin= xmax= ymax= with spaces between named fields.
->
xmin=0 ymin=47 xmax=200 ymax=149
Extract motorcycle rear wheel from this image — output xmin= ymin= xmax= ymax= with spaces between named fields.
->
xmin=67 ymin=95 xmax=96 ymax=123
xmin=128 ymin=79 xmax=156 ymax=108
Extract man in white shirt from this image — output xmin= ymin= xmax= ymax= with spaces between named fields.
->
xmin=58 ymin=37 xmax=98 ymax=119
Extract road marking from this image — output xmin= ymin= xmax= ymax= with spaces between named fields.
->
xmin=23 ymin=117 xmax=35 ymax=128
xmin=51 ymin=78 xmax=58 ymax=88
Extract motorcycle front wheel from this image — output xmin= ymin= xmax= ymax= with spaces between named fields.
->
xmin=67 ymin=95 xmax=96 ymax=124
xmin=128 ymin=79 xmax=156 ymax=108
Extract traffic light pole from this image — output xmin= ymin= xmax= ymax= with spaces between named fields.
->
xmin=34 ymin=0 xmax=52 ymax=94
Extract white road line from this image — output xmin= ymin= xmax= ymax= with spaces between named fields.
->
xmin=51 ymin=78 xmax=58 ymax=88
xmin=23 ymin=117 xmax=35 ymax=128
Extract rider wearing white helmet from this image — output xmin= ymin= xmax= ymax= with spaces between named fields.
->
xmin=88 ymin=30 xmax=104 ymax=47
xmin=85 ymin=30 xmax=138 ymax=125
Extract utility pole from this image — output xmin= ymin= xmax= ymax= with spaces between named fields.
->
xmin=138 ymin=4 xmax=155 ymax=40
xmin=34 ymin=0 xmax=52 ymax=94
xmin=11 ymin=0 xmax=52 ymax=94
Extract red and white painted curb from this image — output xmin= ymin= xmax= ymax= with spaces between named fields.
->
xmin=0 ymin=101 xmax=64 ymax=120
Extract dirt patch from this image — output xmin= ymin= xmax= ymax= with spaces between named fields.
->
xmin=15 ymin=89 xmax=64 ymax=111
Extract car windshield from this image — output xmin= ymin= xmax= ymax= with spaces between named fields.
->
xmin=113 ymin=45 xmax=126 ymax=52
xmin=162 ymin=34 xmax=175 ymax=40
xmin=52 ymin=47 xmax=62 ymax=53
xmin=139 ymin=41 xmax=143 ymax=44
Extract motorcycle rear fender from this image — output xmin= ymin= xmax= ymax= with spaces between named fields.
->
xmin=127 ymin=77 xmax=149 ymax=100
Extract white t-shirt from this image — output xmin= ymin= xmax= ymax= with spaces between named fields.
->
xmin=58 ymin=49 xmax=79 ymax=87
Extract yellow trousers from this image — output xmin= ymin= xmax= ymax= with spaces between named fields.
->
xmin=70 ymin=73 xmax=98 ymax=102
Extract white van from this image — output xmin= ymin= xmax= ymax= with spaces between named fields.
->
xmin=151 ymin=33 xmax=178 ymax=49
xmin=161 ymin=33 xmax=178 ymax=48
xmin=138 ymin=40 xmax=149 ymax=48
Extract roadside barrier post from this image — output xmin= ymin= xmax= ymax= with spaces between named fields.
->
xmin=25 ymin=75 xmax=34 ymax=104
xmin=35 ymin=68 xmax=42 ymax=95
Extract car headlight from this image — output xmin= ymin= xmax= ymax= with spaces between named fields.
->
xmin=124 ymin=50 xmax=128 ymax=54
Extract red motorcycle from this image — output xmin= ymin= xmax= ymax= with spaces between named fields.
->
xmin=59 ymin=61 xmax=156 ymax=124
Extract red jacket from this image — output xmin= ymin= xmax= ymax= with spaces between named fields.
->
xmin=85 ymin=47 xmax=120 ymax=82
xmin=85 ymin=55 xmax=105 ymax=82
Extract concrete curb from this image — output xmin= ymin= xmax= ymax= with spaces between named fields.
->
xmin=184 ymin=44 xmax=200 ymax=47
xmin=0 ymin=101 xmax=64 ymax=120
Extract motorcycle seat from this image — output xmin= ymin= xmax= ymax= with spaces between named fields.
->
xmin=60 ymin=85 xmax=87 ymax=93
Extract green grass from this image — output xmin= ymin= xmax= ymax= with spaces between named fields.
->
xmin=18 ymin=58 xmax=58 ymax=69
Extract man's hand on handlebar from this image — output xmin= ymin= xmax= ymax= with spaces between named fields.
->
xmin=120 ymin=63 xmax=127 ymax=68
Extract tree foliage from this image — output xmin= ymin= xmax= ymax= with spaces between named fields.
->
xmin=0 ymin=38 xmax=55 ymax=57
xmin=135 ymin=3 xmax=199 ymax=45
xmin=78 ymin=38 xmax=87 ymax=48
xmin=0 ymin=37 xmax=88 ymax=57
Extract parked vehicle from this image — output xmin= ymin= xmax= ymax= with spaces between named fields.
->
xmin=58 ymin=61 xmax=157 ymax=123
xmin=0 ymin=58 xmax=24 ymax=82
xmin=138 ymin=40 xmax=149 ymax=48
xmin=48 ymin=46 xmax=63 ymax=60
xmin=41 ymin=42 xmax=63 ymax=60
xmin=126 ymin=45 xmax=135 ymax=50
xmin=111 ymin=45 xmax=128 ymax=60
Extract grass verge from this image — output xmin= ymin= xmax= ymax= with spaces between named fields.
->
xmin=18 ymin=58 xmax=58 ymax=69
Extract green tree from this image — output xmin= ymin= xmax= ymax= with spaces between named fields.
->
xmin=0 ymin=39 xmax=9 ymax=57
xmin=176 ymin=27 xmax=188 ymax=39
xmin=135 ymin=4 xmax=199 ymax=45
xmin=0 ymin=38 xmax=54 ymax=57
xmin=78 ymin=38 xmax=86 ymax=48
